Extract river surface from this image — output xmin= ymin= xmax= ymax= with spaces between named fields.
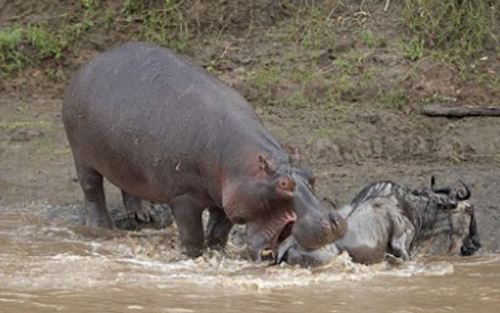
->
xmin=1 ymin=203 xmax=499 ymax=313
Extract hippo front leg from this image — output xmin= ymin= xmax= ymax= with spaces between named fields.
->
xmin=206 ymin=208 xmax=233 ymax=251
xmin=170 ymin=194 xmax=205 ymax=258
xmin=121 ymin=190 xmax=154 ymax=223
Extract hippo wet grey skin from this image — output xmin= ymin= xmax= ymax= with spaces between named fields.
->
xmin=62 ymin=42 xmax=343 ymax=259
xmin=277 ymin=177 xmax=481 ymax=267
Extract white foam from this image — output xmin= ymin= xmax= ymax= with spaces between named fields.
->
xmin=127 ymin=305 xmax=144 ymax=310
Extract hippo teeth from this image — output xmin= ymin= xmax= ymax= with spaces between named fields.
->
xmin=262 ymin=221 xmax=295 ymax=262
xmin=257 ymin=209 xmax=297 ymax=262
xmin=260 ymin=248 xmax=275 ymax=261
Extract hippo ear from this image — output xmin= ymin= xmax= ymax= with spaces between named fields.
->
xmin=300 ymin=168 xmax=315 ymax=189
xmin=288 ymin=147 xmax=301 ymax=165
xmin=258 ymin=154 xmax=276 ymax=176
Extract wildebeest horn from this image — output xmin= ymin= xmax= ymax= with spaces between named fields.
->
xmin=457 ymin=180 xmax=471 ymax=200
xmin=430 ymin=176 xmax=451 ymax=194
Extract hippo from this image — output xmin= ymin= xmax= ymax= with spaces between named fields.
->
xmin=62 ymin=42 xmax=343 ymax=259
xmin=276 ymin=176 xmax=481 ymax=267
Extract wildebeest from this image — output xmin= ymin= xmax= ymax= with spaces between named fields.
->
xmin=276 ymin=176 xmax=481 ymax=267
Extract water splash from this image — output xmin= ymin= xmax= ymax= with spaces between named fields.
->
xmin=0 ymin=202 xmax=480 ymax=292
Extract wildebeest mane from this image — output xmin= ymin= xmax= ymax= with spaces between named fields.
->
xmin=348 ymin=180 xmax=448 ymax=244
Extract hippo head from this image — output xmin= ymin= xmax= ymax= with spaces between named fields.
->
xmin=222 ymin=154 xmax=344 ymax=261
xmin=419 ymin=177 xmax=481 ymax=256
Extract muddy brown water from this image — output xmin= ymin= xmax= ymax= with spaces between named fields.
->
xmin=1 ymin=203 xmax=499 ymax=313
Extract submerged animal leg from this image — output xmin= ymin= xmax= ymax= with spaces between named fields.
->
xmin=121 ymin=190 xmax=154 ymax=223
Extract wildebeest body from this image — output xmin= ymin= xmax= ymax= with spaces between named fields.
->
xmin=278 ymin=178 xmax=481 ymax=266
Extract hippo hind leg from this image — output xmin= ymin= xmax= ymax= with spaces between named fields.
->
xmin=75 ymin=162 xmax=113 ymax=228
xmin=121 ymin=190 xmax=154 ymax=223
xmin=170 ymin=194 xmax=206 ymax=257
xmin=206 ymin=208 xmax=233 ymax=251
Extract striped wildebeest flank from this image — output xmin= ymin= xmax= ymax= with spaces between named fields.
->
xmin=275 ymin=176 xmax=481 ymax=267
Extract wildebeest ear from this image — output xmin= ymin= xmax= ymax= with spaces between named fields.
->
xmin=258 ymin=154 xmax=276 ymax=176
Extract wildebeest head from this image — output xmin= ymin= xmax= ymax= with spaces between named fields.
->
xmin=429 ymin=175 xmax=471 ymax=209
xmin=417 ymin=176 xmax=481 ymax=256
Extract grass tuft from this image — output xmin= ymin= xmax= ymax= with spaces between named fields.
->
xmin=402 ymin=0 xmax=497 ymax=58
xmin=0 ymin=25 xmax=65 ymax=74
xmin=403 ymin=39 xmax=425 ymax=61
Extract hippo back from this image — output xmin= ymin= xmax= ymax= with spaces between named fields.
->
xmin=62 ymin=42 xmax=284 ymax=203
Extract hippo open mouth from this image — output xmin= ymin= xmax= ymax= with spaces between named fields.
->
xmin=272 ymin=209 xmax=348 ymax=266
xmin=260 ymin=220 xmax=295 ymax=261
xmin=246 ymin=209 xmax=297 ymax=261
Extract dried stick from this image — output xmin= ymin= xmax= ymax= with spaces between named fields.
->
xmin=422 ymin=105 xmax=500 ymax=117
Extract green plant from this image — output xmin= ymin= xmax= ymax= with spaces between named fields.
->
xmin=402 ymin=0 xmax=495 ymax=58
xmin=0 ymin=23 xmax=69 ymax=75
xmin=123 ymin=0 xmax=141 ymax=17
xmin=252 ymin=66 xmax=281 ymax=91
xmin=403 ymin=39 xmax=424 ymax=61
xmin=378 ymin=89 xmax=409 ymax=110
xmin=139 ymin=1 xmax=190 ymax=52
xmin=0 ymin=120 xmax=52 ymax=130
xmin=303 ymin=6 xmax=335 ymax=49
xmin=285 ymin=4 xmax=335 ymax=50
xmin=360 ymin=29 xmax=385 ymax=49
xmin=25 ymin=25 xmax=63 ymax=60
xmin=334 ymin=58 xmax=355 ymax=74
xmin=0 ymin=27 xmax=26 ymax=72
xmin=361 ymin=29 xmax=376 ymax=48
xmin=80 ymin=0 xmax=97 ymax=11
xmin=282 ymin=91 xmax=310 ymax=109
xmin=290 ymin=67 xmax=313 ymax=85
